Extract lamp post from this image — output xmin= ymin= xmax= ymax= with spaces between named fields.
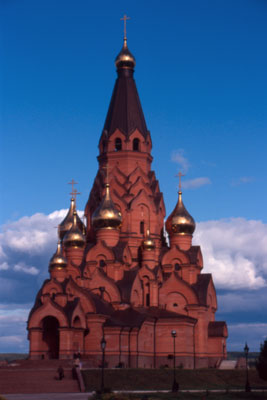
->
xmin=100 ymin=335 xmax=106 ymax=393
xmin=244 ymin=342 xmax=251 ymax=392
xmin=171 ymin=330 xmax=179 ymax=392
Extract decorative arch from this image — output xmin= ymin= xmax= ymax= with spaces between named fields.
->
xmin=159 ymin=272 xmax=198 ymax=306
xmin=28 ymin=299 xmax=68 ymax=329
xmin=161 ymin=246 xmax=190 ymax=267
xmin=88 ymin=268 xmax=121 ymax=303
xmin=165 ymin=291 xmax=188 ymax=315
xmin=42 ymin=280 xmax=63 ymax=298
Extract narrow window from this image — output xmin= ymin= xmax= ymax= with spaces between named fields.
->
xmin=175 ymin=263 xmax=180 ymax=271
xmin=140 ymin=221 xmax=144 ymax=234
xmin=146 ymin=293 xmax=150 ymax=306
xmin=133 ymin=138 xmax=140 ymax=151
xmin=115 ymin=138 xmax=122 ymax=151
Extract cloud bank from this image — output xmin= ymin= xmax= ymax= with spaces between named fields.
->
xmin=193 ymin=218 xmax=267 ymax=290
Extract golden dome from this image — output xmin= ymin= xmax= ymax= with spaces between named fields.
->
xmin=92 ymin=184 xmax=122 ymax=230
xmin=63 ymin=211 xmax=86 ymax=248
xmin=58 ymin=197 xmax=85 ymax=240
xmin=166 ymin=191 xmax=195 ymax=236
xmin=49 ymin=241 xmax=67 ymax=271
xmin=115 ymin=38 xmax=136 ymax=70
xmin=142 ymin=229 xmax=155 ymax=251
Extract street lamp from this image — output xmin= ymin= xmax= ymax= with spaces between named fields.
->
xmin=244 ymin=342 xmax=251 ymax=392
xmin=100 ymin=335 xmax=106 ymax=393
xmin=171 ymin=330 xmax=179 ymax=392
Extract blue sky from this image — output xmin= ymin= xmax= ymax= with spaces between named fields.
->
xmin=0 ymin=0 xmax=267 ymax=353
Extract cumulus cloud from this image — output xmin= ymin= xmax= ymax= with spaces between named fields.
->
xmin=182 ymin=177 xmax=211 ymax=189
xmin=171 ymin=149 xmax=190 ymax=173
xmin=231 ymin=176 xmax=254 ymax=186
xmin=194 ymin=218 xmax=267 ymax=290
xmin=13 ymin=263 xmax=39 ymax=275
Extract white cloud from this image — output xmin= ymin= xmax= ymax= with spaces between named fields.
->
xmin=194 ymin=218 xmax=267 ymax=290
xmin=231 ymin=176 xmax=254 ymax=186
xmin=0 ymin=262 xmax=9 ymax=271
xmin=13 ymin=263 xmax=39 ymax=275
xmin=183 ymin=177 xmax=211 ymax=189
xmin=171 ymin=149 xmax=190 ymax=173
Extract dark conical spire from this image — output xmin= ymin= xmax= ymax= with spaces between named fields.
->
xmin=100 ymin=36 xmax=149 ymax=142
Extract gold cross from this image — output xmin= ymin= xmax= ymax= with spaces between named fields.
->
xmin=175 ymin=171 xmax=185 ymax=190
xmin=102 ymin=164 xmax=110 ymax=184
xmin=120 ymin=14 xmax=130 ymax=39
xmin=71 ymin=188 xmax=81 ymax=203
xmin=68 ymin=179 xmax=78 ymax=195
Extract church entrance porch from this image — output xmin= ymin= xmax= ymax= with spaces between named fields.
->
xmin=42 ymin=316 xmax=60 ymax=359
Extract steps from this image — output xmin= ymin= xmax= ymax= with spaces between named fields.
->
xmin=0 ymin=360 xmax=80 ymax=394
xmin=219 ymin=360 xmax=237 ymax=370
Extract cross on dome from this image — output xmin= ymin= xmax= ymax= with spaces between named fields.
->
xmin=175 ymin=171 xmax=185 ymax=191
xmin=120 ymin=14 xmax=130 ymax=39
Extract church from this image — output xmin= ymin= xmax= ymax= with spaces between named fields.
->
xmin=27 ymin=28 xmax=227 ymax=369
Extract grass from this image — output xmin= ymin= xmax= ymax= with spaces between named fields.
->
xmin=89 ymin=391 xmax=267 ymax=399
xmin=82 ymin=368 xmax=267 ymax=392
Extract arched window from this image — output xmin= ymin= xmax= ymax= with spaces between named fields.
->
xmin=175 ymin=263 xmax=180 ymax=271
xmin=133 ymin=138 xmax=140 ymax=151
xmin=140 ymin=221 xmax=144 ymax=234
xmin=99 ymin=260 xmax=106 ymax=268
xmin=115 ymin=138 xmax=122 ymax=151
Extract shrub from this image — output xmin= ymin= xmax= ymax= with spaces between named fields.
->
xmin=256 ymin=339 xmax=267 ymax=380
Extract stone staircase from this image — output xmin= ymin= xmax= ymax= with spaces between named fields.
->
xmin=219 ymin=360 xmax=237 ymax=370
xmin=0 ymin=360 xmax=80 ymax=394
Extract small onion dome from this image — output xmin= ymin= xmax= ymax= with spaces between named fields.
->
xmin=166 ymin=191 xmax=196 ymax=236
xmin=142 ymin=229 xmax=155 ymax=251
xmin=115 ymin=38 xmax=136 ymax=70
xmin=91 ymin=184 xmax=122 ymax=230
xmin=63 ymin=211 xmax=86 ymax=248
xmin=49 ymin=241 xmax=67 ymax=271
xmin=58 ymin=197 xmax=85 ymax=240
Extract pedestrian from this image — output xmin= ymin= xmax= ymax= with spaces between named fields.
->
xmin=57 ymin=365 xmax=64 ymax=380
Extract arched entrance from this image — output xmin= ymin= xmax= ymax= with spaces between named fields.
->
xmin=42 ymin=316 xmax=59 ymax=359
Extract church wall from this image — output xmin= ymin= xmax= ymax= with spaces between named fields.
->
xmin=28 ymin=328 xmax=48 ymax=360
xmin=154 ymin=320 xmax=195 ymax=369
xmin=137 ymin=321 xmax=154 ymax=368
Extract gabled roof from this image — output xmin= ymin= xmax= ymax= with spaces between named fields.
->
xmin=208 ymin=321 xmax=228 ymax=337
xmin=192 ymin=273 xmax=212 ymax=305
xmin=105 ymin=306 xmax=196 ymax=328
xmin=116 ymin=268 xmax=139 ymax=302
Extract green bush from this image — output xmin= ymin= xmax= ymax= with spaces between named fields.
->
xmin=256 ymin=339 xmax=267 ymax=380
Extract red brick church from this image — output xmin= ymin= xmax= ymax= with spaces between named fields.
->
xmin=27 ymin=31 xmax=227 ymax=368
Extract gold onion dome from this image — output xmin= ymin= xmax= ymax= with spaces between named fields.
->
xmin=49 ymin=241 xmax=67 ymax=271
xmin=92 ymin=184 xmax=122 ymax=230
xmin=142 ymin=229 xmax=155 ymax=251
xmin=63 ymin=211 xmax=86 ymax=248
xmin=166 ymin=191 xmax=196 ymax=236
xmin=58 ymin=197 xmax=85 ymax=240
xmin=115 ymin=38 xmax=136 ymax=70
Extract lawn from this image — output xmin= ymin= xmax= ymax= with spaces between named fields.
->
xmin=82 ymin=368 xmax=267 ymax=392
